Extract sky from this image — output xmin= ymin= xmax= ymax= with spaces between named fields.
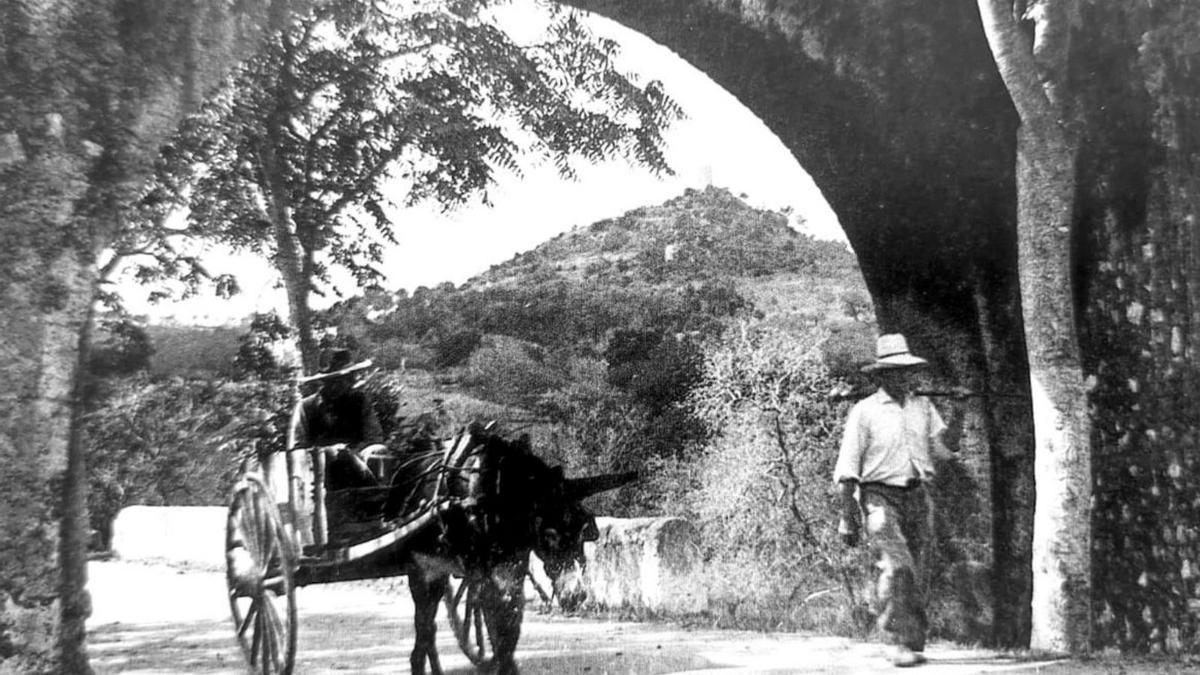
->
xmin=116 ymin=7 xmax=845 ymax=327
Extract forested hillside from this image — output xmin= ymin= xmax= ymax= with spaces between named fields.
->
xmin=329 ymin=186 xmax=865 ymax=366
xmin=470 ymin=185 xmax=855 ymax=287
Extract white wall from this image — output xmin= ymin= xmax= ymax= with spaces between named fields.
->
xmin=110 ymin=505 xmax=227 ymax=568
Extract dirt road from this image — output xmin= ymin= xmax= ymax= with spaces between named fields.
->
xmin=84 ymin=560 xmax=1106 ymax=674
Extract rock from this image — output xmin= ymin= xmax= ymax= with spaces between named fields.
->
xmin=578 ymin=516 xmax=705 ymax=614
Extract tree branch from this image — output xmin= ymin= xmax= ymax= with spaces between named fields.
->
xmin=326 ymin=142 xmax=409 ymax=219
xmin=976 ymin=0 xmax=1060 ymax=128
xmin=1024 ymin=0 xmax=1075 ymax=112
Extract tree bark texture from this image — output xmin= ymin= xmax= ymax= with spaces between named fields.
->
xmin=1015 ymin=133 xmax=1093 ymax=654
xmin=976 ymin=0 xmax=1092 ymax=653
xmin=0 ymin=165 xmax=95 ymax=675
xmin=260 ymin=135 xmax=319 ymax=374
xmin=0 ymin=1 xmax=305 ymax=671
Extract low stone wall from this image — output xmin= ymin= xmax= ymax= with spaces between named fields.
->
xmin=580 ymin=516 xmax=705 ymax=614
xmin=110 ymin=506 xmax=705 ymax=618
xmin=110 ymin=505 xmax=227 ymax=568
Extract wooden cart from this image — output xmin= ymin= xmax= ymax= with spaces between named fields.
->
xmin=223 ymin=444 xmax=504 ymax=675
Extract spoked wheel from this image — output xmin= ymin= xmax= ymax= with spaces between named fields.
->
xmin=226 ymin=474 xmax=298 ymax=675
xmin=443 ymin=575 xmax=497 ymax=666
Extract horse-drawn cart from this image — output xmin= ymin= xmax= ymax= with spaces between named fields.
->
xmin=224 ymin=426 xmax=633 ymax=675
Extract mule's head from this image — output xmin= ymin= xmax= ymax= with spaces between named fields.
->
xmin=451 ymin=429 xmax=637 ymax=608
xmin=531 ymin=468 xmax=637 ymax=610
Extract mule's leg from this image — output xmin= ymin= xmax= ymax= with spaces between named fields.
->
xmin=409 ymin=572 xmax=447 ymax=675
xmin=482 ymin=561 xmax=526 ymax=675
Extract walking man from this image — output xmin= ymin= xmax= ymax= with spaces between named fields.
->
xmin=835 ymin=333 xmax=951 ymax=667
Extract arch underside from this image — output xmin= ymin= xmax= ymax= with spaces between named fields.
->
xmin=569 ymin=0 xmax=1200 ymax=653
xmin=565 ymin=0 xmax=1033 ymax=646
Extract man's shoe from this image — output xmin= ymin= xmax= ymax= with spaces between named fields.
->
xmin=890 ymin=646 xmax=926 ymax=668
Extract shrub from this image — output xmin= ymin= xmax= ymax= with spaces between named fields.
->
xmin=434 ymin=329 xmax=482 ymax=368
xmin=233 ymin=311 xmax=293 ymax=380
xmin=462 ymin=335 xmax=564 ymax=404
xmin=680 ymin=324 xmax=864 ymax=631
xmin=89 ymin=318 xmax=155 ymax=378
xmin=84 ymin=377 xmax=290 ymax=548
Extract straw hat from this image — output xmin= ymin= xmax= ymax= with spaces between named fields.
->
xmin=298 ymin=348 xmax=372 ymax=383
xmin=860 ymin=333 xmax=928 ymax=372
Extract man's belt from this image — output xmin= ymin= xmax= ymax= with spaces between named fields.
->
xmin=861 ymin=477 xmax=924 ymax=491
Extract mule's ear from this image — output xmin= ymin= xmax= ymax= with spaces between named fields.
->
xmin=515 ymin=433 xmax=532 ymax=454
xmin=563 ymin=470 xmax=638 ymax=500
xmin=582 ymin=517 xmax=600 ymax=542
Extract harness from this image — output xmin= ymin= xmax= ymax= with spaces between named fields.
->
xmin=384 ymin=427 xmax=490 ymax=529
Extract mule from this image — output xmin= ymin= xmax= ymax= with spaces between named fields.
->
xmin=381 ymin=425 xmax=635 ymax=675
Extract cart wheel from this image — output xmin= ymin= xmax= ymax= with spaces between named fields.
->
xmin=443 ymin=575 xmax=496 ymax=666
xmin=226 ymin=474 xmax=298 ymax=675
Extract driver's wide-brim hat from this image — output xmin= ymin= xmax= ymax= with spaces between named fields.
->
xmin=861 ymin=333 xmax=928 ymax=372
xmin=298 ymin=348 xmax=372 ymax=383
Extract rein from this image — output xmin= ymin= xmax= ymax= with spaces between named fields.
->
xmin=386 ymin=431 xmax=489 ymax=526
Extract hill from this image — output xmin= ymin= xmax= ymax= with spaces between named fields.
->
xmin=336 ymin=187 xmax=868 ymax=363
xmin=466 ymin=186 xmax=859 ymax=290
xmin=137 ymin=187 xmax=871 ymax=382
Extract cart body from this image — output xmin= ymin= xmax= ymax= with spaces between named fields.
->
xmin=225 ymin=425 xmax=634 ymax=675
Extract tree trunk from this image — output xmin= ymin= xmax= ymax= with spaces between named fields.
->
xmin=1015 ymin=132 xmax=1093 ymax=653
xmin=260 ymin=33 xmax=319 ymax=374
xmin=0 ymin=211 xmax=96 ymax=675
xmin=57 ymin=264 xmax=98 ymax=674
xmin=0 ymin=2 xmax=306 ymax=670
xmin=977 ymin=0 xmax=1092 ymax=653
xmin=260 ymin=135 xmax=318 ymax=373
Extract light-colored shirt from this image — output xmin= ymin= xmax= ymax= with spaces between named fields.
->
xmin=833 ymin=388 xmax=949 ymax=487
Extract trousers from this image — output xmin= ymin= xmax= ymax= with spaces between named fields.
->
xmin=861 ymin=483 xmax=934 ymax=651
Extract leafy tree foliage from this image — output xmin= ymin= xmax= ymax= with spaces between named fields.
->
xmin=605 ymin=329 xmax=703 ymax=415
xmin=345 ymin=277 xmax=750 ymax=358
xmin=434 ymin=329 xmax=483 ymax=368
xmin=145 ymin=324 xmax=243 ymax=378
xmin=84 ymin=377 xmax=291 ymax=549
xmin=679 ymin=324 xmax=853 ymax=630
xmin=88 ymin=319 xmax=155 ymax=379
xmin=233 ymin=311 xmax=294 ymax=380
xmin=142 ymin=0 xmax=680 ymax=369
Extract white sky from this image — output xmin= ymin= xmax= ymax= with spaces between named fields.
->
xmin=117 ymin=7 xmax=845 ymax=327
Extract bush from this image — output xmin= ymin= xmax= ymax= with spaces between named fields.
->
xmin=462 ymin=335 xmax=564 ymax=404
xmin=434 ymin=329 xmax=482 ymax=368
xmin=678 ymin=324 xmax=864 ymax=631
xmin=84 ymin=377 xmax=291 ymax=549
xmin=233 ymin=311 xmax=294 ymax=380
xmin=89 ymin=318 xmax=155 ymax=378
xmin=147 ymin=324 xmax=242 ymax=378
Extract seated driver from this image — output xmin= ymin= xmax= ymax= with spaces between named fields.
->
xmin=289 ymin=347 xmax=385 ymax=490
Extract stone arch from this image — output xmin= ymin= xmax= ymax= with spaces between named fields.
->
xmin=563 ymin=0 xmax=1035 ymax=646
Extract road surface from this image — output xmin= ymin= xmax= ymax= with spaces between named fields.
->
xmin=85 ymin=560 xmax=1131 ymax=674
